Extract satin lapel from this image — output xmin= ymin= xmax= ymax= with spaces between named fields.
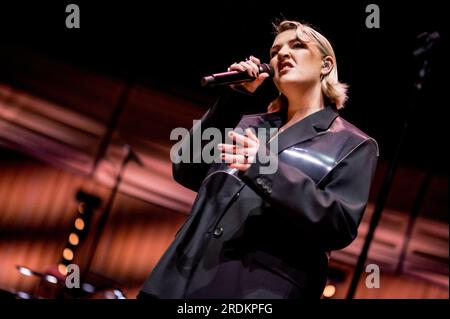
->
xmin=271 ymin=106 xmax=339 ymax=154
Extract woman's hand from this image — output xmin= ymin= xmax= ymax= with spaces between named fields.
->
xmin=218 ymin=128 xmax=260 ymax=172
xmin=228 ymin=56 xmax=270 ymax=93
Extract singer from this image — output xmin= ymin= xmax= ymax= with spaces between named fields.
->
xmin=138 ymin=20 xmax=379 ymax=299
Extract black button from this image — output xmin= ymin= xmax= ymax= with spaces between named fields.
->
xmin=213 ymin=227 xmax=224 ymax=238
xmin=256 ymin=177 xmax=263 ymax=185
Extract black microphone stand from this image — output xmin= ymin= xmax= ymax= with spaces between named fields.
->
xmin=80 ymin=145 xmax=140 ymax=289
xmin=346 ymin=31 xmax=440 ymax=299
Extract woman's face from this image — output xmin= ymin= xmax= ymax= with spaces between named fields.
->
xmin=270 ymin=29 xmax=324 ymax=91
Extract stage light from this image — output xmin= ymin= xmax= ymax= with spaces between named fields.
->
xmin=74 ymin=218 xmax=85 ymax=230
xmin=78 ymin=202 xmax=86 ymax=214
xmin=59 ymin=190 xmax=101 ymax=274
xmin=17 ymin=266 xmax=33 ymax=277
xmin=16 ymin=291 xmax=31 ymax=299
xmin=44 ymin=274 xmax=58 ymax=284
xmin=82 ymin=283 xmax=95 ymax=293
xmin=68 ymin=233 xmax=79 ymax=245
xmin=322 ymin=283 xmax=336 ymax=298
xmin=113 ymin=289 xmax=126 ymax=299
xmin=63 ymin=248 xmax=74 ymax=261
xmin=58 ymin=263 xmax=67 ymax=276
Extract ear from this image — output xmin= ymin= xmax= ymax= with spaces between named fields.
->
xmin=321 ymin=56 xmax=334 ymax=77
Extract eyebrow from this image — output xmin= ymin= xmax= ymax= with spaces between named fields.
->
xmin=270 ymin=37 xmax=305 ymax=53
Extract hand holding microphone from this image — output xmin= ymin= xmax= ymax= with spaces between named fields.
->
xmin=201 ymin=56 xmax=273 ymax=93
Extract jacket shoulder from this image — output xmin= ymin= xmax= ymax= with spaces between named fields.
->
xmin=333 ymin=116 xmax=379 ymax=156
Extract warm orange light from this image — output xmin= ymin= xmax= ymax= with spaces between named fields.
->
xmin=75 ymin=218 xmax=85 ymax=230
xmin=63 ymin=248 xmax=74 ymax=261
xmin=58 ymin=264 xmax=67 ymax=276
xmin=68 ymin=233 xmax=79 ymax=245
xmin=323 ymin=284 xmax=336 ymax=298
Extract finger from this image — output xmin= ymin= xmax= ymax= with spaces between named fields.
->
xmin=218 ymin=143 xmax=249 ymax=155
xmin=249 ymin=55 xmax=261 ymax=64
xmin=239 ymin=61 xmax=257 ymax=77
xmin=219 ymin=144 xmax=256 ymax=161
xmin=239 ymin=61 xmax=254 ymax=75
xmin=228 ymin=62 xmax=237 ymax=71
xmin=220 ymin=152 xmax=236 ymax=163
xmin=228 ymin=131 xmax=257 ymax=148
xmin=245 ymin=128 xmax=259 ymax=143
xmin=228 ymin=63 xmax=246 ymax=72
xmin=221 ymin=153 xmax=250 ymax=164
xmin=245 ymin=59 xmax=260 ymax=76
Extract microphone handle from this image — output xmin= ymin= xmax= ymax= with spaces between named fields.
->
xmin=201 ymin=71 xmax=255 ymax=87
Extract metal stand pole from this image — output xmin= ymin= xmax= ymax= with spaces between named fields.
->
xmin=346 ymin=31 xmax=439 ymax=299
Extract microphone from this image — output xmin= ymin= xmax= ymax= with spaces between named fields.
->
xmin=201 ymin=63 xmax=274 ymax=87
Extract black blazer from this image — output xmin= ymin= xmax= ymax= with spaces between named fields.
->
xmin=139 ymin=89 xmax=379 ymax=299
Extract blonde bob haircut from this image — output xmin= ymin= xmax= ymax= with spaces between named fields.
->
xmin=269 ymin=20 xmax=348 ymax=112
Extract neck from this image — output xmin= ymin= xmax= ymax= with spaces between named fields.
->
xmin=283 ymin=83 xmax=325 ymax=126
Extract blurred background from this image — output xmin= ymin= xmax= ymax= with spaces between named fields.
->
xmin=0 ymin=0 xmax=447 ymax=299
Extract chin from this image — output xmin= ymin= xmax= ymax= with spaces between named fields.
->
xmin=276 ymin=74 xmax=303 ymax=87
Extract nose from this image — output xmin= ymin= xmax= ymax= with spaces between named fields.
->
xmin=277 ymin=46 xmax=290 ymax=59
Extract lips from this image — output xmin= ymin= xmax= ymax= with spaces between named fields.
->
xmin=278 ymin=61 xmax=294 ymax=73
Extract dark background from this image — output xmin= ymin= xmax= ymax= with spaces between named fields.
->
xmin=0 ymin=0 xmax=446 ymax=173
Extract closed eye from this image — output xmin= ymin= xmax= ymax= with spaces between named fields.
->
xmin=270 ymin=40 xmax=306 ymax=58
xmin=292 ymin=41 xmax=306 ymax=49
xmin=269 ymin=48 xmax=279 ymax=59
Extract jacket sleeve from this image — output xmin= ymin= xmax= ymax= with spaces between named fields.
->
xmin=172 ymin=89 xmax=256 ymax=192
xmin=242 ymin=139 xmax=379 ymax=251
